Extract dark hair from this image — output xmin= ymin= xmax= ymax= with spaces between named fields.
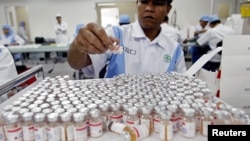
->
xmin=163 ymin=16 xmax=169 ymax=22
xmin=167 ymin=0 xmax=173 ymax=5
xmin=210 ymin=20 xmax=221 ymax=25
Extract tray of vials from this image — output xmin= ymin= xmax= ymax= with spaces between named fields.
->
xmin=0 ymin=72 xmax=249 ymax=141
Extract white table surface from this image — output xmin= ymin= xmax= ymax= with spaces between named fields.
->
xmin=7 ymin=44 xmax=69 ymax=53
xmin=0 ymin=80 xmax=207 ymax=141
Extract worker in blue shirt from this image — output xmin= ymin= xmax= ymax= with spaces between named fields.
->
xmin=119 ymin=14 xmax=131 ymax=25
xmin=0 ymin=24 xmax=25 ymax=61
xmin=68 ymin=0 xmax=186 ymax=78
xmin=184 ymin=15 xmax=210 ymax=64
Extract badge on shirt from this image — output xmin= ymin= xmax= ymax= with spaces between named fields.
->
xmin=164 ymin=54 xmax=171 ymax=63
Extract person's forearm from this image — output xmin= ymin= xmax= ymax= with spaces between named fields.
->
xmin=194 ymin=31 xmax=199 ymax=36
xmin=67 ymin=40 xmax=92 ymax=70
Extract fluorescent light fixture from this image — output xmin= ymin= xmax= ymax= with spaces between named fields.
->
xmin=97 ymin=3 xmax=116 ymax=6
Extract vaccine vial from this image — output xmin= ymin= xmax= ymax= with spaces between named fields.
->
xmin=47 ymin=113 xmax=61 ymax=141
xmin=213 ymin=110 xmax=227 ymax=125
xmin=221 ymin=110 xmax=232 ymax=124
xmin=121 ymin=124 xmax=149 ymax=141
xmin=107 ymin=122 xmax=127 ymax=134
xmin=73 ymin=113 xmax=88 ymax=141
xmin=153 ymin=106 xmax=163 ymax=133
xmin=167 ymin=105 xmax=180 ymax=132
xmin=191 ymin=103 xmax=202 ymax=132
xmin=5 ymin=114 xmax=22 ymax=141
xmin=126 ymin=107 xmax=139 ymax=127
xmin=231 ymin=108 xmax=246 ymax=124
xmin=181 ymin=108 xmax=196 ymax=138
xmin=0 ymin=112 xmax=6 ymax=141
xmin=34 ymin=113 xmax=47 ymax=141
xmin=22 ymin=112 xmax=35 ymax=141
xmin=121 ymin=104 xmax=130 ymax=124
xmin=109 ymin=103 xmax=123 ymax=123
xmin=140 ymin=106 xmax=153 ymax=135
xmin=159 ymin=112 xmax=174 ymax=141
xmin=201 ymin=108 xmax=213 ymax=136
xmin=60 ymin=112 xmax=74 ymax=141
xmin=99 ymin=103 xmax=109 ymax=131
xmin=89 ymin=109 xmax=103 ymax=138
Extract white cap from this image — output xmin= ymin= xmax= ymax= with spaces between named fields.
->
xmin=56 ymin=13 xmax=62 ymax=17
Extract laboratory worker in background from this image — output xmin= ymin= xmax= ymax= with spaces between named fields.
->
xmin=68 ymin=0 xmax=186 ymax=78
xmin=184 ymin=15 xmax=209 ymax=64
xmin=194 ymin=15 xmax=210 ymax=38
xmin=18 ymin=21 xmax=29 ymax=59
xmin=18 ymin=21 xmax=29 ymax=43
xmin=197 ymin=15 xmax=235 ymax=71
xmin=161 ymin=15 xmax=185 ymax=44
xmin=0 ymin=24 xmax=25 ymax=60
xmin=54 ymin=13 xmax=68 ymax=44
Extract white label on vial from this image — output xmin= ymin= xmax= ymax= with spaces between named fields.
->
xmin=23 ymin=125 xmax=34 ymax=140
xmin=101 ymin=116 xmax=108 ymax=130
xmin=122 ymin=115 xmax=128 ymax=123
xmin=47 ymin=127 xmax=61 ymax=141
xmin=110 ymin=114 xmax=123 ymax=123
xmin=67 ymin=126 xmax=74 ymax=141
xmin=89 ymin=121 xmax=103 ymax=137
xmin=179 ymin=117 xmax=183 ymax=130
xmin=126 ymin=119 xmax=140 ymax=127
xmin=195 ymin=116 xmax=201 ymax=131
xmin=0 ymin=126 xmax=5 ymax=141
xmin=132 ymin=125 xmax=149 ymax=140
xmin=202 ymin=121 xmax=212 ymax=136
xmin=159 ymin=123 xmax=173 ymax=141
xmin=171 ymin=117 xmax=180 ymax=132
xmin=60 ymin=127 xmax=66 ymax=141
xmin=153 ymin=117 xmax=160 ymax=133
xmin=140 ymin=119 xmax=150 ymax=130
xmin=61 ymin=126 xmax=74 ymax=141
xmin=181 ymin=121 xmax=196 ymax=138
xmin=110 ymin=123 xmax=126 ymax=134
xmin=34 ymin=127 xmax=47 ymax=141
xmin=5 ymin=125 xmax=22 ymax=141
xmin=74 ymin=125 xmax=88 ymax=141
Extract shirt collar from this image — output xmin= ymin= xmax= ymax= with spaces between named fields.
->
xmin=131 ymin=21 xmax=170 ymax=50
xmin=154 ymin=31 xmax=171 ymax=50
xmin=131 ymin=20 xmax=146 ymax=38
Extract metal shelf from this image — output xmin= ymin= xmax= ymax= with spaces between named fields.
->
xmin=0 ymin=65 xmax=44 ymax=96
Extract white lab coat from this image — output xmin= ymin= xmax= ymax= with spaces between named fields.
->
xmin=0 ymin=45 xmax=18 ymax=103
xmin=161 ymin=23 xmax=184 ymax=44
xmin=18 ymin=26 xmax=28 ymax=43
xmin=194 ymin=24 xmax=209 ymax=37
xmin=197 ymin=24 xmax=235 ymax=62
xmin=54 ymin=22 xmax=68 ymax=44
xmin=0 ymin=34 xmax=25 ymax=46
xmin=0 ymin=46 xmax=18 ymax=85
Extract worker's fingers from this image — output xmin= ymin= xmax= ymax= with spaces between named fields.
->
xmin=84 ymin=42 xmax=103 ymax=54
xmin=75 ymin=37 xmax=104 ymax=54
xmin=75 ymin=26 xmax=107 ymax=54
xmin=74 ymin=23 xmax=122 ymax=54
xmin=86 ymin=23 xmax=114 ymax=50
xmin=81 ymin=29 xmax=108 ymax=53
